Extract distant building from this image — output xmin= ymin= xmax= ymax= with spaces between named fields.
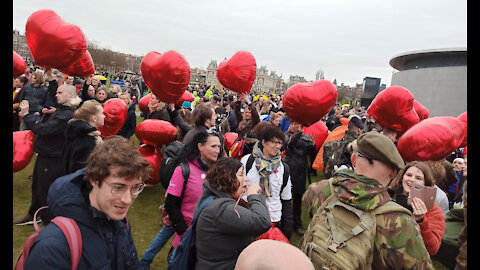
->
xmin=205 ymin=60 xmax=218 ymax=86
xmin=360 ymin=77 xmax=381 ymax=107
xmin=190 ymin=67 xmax=207 ymax=85
xmin=252 ymin=66 xmax=283 ymax=95
xmin=13 ymin=30 xmax=33 ymax=65
xmin=284 ymin=75 xmax=307 ymax=92
xmin=389 ymin=48 xmax=467 ymax=117
xmin=316 ymin=69 xmax=325 ymax=80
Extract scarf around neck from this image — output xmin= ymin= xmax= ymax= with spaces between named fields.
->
xmin=251 ymin=142 xmax=282 ymax=197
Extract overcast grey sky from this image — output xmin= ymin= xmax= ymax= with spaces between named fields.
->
xmin=13 ymin=0 xmax=466 ymax=86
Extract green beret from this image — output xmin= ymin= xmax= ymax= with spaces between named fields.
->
xmin=356 ymin=131 xmax=405 ymax=170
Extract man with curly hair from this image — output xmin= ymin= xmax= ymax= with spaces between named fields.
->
xmin=24 ymin=136 xmax=152 ymax=269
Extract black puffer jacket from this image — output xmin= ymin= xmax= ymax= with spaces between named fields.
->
xmin=23 ymin=104 xmax=75 ymax=158
xmin=283 ymin=131 xmax=316 ymax=194
xmin=61 ymin=119 xmax=100 ymax=175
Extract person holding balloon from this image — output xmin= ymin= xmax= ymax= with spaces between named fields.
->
xmin=234 ymin=93 xmax=260 ymax=140
xmin=15 ymin=84 xmax=80 ymax=226
xmin=19 ymin=70 xmax=48 ymax=130
xmin=283 ymin=120 xmax=316 ymax=236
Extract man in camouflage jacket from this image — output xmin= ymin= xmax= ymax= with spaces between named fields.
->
xmin=302 ymin=132 xmax=434 ymax=269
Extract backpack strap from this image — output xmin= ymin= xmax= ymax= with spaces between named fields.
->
xmin=51 ymin=217 xmax=82 ymax=270
xmin=246 ymin=154 xmax=255 ymax=174
xmin=246 ymin=155 xmax=290 ymax=195
xmin=193 ymin=195 xmax=215 ymax=222
xmin=281 ymin=162 xmax=290 ymax=195
xmin=179 ymin=162 xmax=191 ymax=199
xmin=323 ymin=179 xmax=375 ymax=252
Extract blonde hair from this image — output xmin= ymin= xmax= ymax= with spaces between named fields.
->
xmin=74 ymin=99 xmax=101 ymax=123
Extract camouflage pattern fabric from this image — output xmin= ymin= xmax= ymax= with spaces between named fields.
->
xmin=303 ymin=170 xmax=434 ymax=269
xmin=322 ymin=130 xmax=357 ymax=179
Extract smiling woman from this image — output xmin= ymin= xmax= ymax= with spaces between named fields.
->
xmin=388 ymin=161 xmax=446 ymax=256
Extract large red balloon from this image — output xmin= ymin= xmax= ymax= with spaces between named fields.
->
xmin=413 ymin=100 xmax=429 ymax=121
xmin=13 ymin=51 xmax=26 ymax=78
xmin=283 ymin=80 xmax=338 ymax=126
xmin=25 ymin=9 xmax=87 ymax=69
xmin=137 ymin=144 xmax=163 ymax=186
xmin=303 ymin=120 xmax=329 ymax=150
xmin=97 ymin=98 xmax=128 ymax=139
xmin=367 ymin=86 xmax=419 ymax=134
xmin=138 ymin=93 xmax=151 ymax=116
xmin=457 ymin=111 xmax=467 ymax=147
xmin=175 ymin=91 xmax=195 ymax=106
xmin=397 ymin=116 xmax=465 ymax=162
xmin=140 ymin=50 xmax=190 ymax=104
xmin=13 ymin=131 xmax=35 ymax=173
xmin=216 ymin=51 xmax=256 ymax=95
xmin=135 ymin=119 xmax=177 ymax=146
xmin=59 ymin=50 xmax=95 ymax=77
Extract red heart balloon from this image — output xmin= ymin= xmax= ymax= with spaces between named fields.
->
xmin=216 ymin=51 xmax=256 ymax=94
xmin=457 ymin=111 xmax=467 ymax=147
xmin=59 ymin=50 xmax=95 ymax=77
xmin=137 ymin=144 xmax=163 ymax=186
xmin=138 ymin=93 xmax=151 ymax=116
xmin=283 ymin=80 xmax=338 ymax=126
xmin=13 ymin=51 xmax=26 ymax=78
xmin=134 ymin=119 xmax=177 ymax=146
xmin=367 ymin=86 xmax=419 ymax=134
xmin=140 ymin=50 xmax=190 ymax=104
xmin=13 ymin=130 xmax=35 ymax=173
xmin=223 ymin=132 xmax=238 ymax=152
xmin=413 ymin=100 xmax=429 ymax=121
xmin=97 ymin=98 xmax=128 ymax=139
xmin=175 ymin=91 xmax=195 ymax=106
xmin=397 ymin=116 xmax=465 ymax=162
xmin=303 ymin=120 xmax=329 ymax=150
xmin=25 ymin=9 xmax=87 ymax=69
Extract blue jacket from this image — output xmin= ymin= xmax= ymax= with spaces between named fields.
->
xmin=25 ymin=168 xmax=141 ymax=269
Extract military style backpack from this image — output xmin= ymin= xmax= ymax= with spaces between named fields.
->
xmin=322 ymin=137 xmax=357 ymax=179
xmin=300 ymin=179 xmax=411 ymax=270
xmin=322 ymin=139 xmax=347 ymax=179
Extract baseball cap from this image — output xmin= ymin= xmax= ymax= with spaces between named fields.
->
xmin=349 ymin=115 xmax=364 ymax=130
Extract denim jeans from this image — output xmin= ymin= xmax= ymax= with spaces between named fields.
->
xmin=139 ymin=226 xmax=175 ymax=269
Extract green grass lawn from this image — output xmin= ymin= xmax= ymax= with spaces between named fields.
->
xmin=12 ymin=110 xmax=449 ymax=269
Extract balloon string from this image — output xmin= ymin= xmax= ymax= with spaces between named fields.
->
xmin=233 ymin=190 xmax=245 ymax=218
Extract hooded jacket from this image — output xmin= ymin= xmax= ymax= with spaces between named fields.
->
xmin=194 ymin=181 xmax=271 ymax=270
xmin=23 ymin=104 xmax=75 ymax=158
xmin=61 ymin=119 xmax=101 ymax=175
xmin=24 ymin=169 xmax=141 ymax=270
xmin=116 ymin=103 xmax=137 ymax=139
xmin=304 ymin=170 xmax=434 ymax=269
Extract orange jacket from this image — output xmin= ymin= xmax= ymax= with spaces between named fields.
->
xmin=419 ymin=203 xmax=445 ymax=255
xmin=312 ymin=118 xmax=349 ymax=171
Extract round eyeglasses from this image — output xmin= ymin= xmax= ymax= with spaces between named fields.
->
xmin=105 ymin=181 xmax=146 ymax=197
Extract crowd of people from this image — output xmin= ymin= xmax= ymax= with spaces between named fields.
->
xmin=13 ymin=65 xmax=467 ymax=270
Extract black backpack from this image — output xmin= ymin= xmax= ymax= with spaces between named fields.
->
xmin=160 ymin=141 xmax=188 ymax=189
